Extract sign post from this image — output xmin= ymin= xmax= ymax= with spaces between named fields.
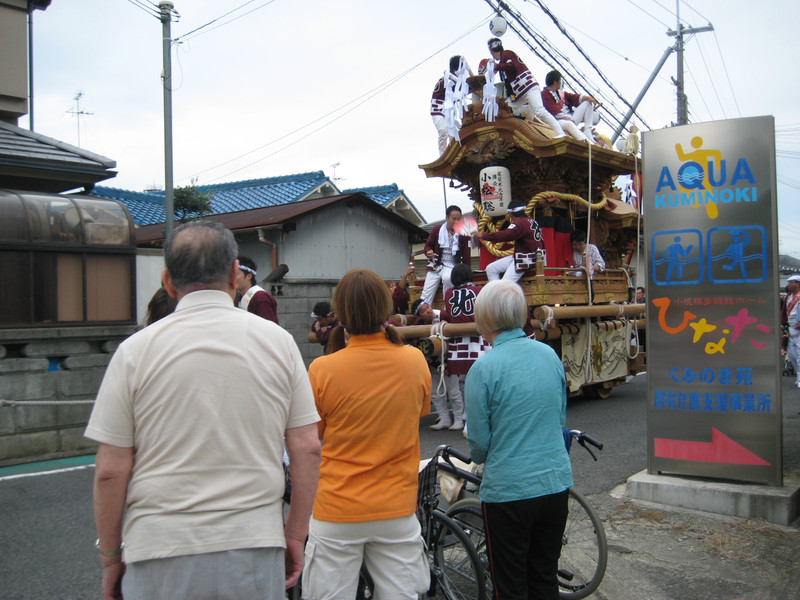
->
xmin=643 ymin=116 xmax=782 ymax=486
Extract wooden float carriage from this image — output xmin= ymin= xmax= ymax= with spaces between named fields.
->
xmin=404 ymin=91 xmax=647 ymax=399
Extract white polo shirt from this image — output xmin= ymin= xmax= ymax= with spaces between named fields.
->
xmin=86 ymin=289 xmax=319 ymax=563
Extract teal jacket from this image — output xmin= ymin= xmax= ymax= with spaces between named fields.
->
xmin=465 ymin=328 xmax=573 ymax=503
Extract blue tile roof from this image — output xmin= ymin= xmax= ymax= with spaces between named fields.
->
xmin=342 ymin=183 xmax=423 ymax=218
xmin=92 ymin=173 xmax=423 ymax=227
xmin=91 ymin=171 xmax=331 ymax=226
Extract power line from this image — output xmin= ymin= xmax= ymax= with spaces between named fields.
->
xmin=175 ymin=0 xmax=277 ymax=43
xmin=683 ymin=60 xmax=713 ymax=121
xmin=495 ymin=0 xmax=649 ymax=133
xmin=125 ymin=0 xmax=160 ymax=19
xmin=622 ymin=0 xmax=672 ymax=29
xmin=531 ymin=0 xmax=652 ymax=129
xmin=187 ymin=17 xmax=490 ymax=184
xmin=711 ymin=31 xmax=741 ymax=118
xmin=679 ymin=0 xmax=712 ymax=24
xmin=690 ymin=40 xmax=726 ymax=119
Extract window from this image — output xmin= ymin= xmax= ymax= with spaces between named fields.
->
xmin=0 ymin=191 xmax=136 ymax=327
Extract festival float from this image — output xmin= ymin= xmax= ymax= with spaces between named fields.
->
xmin=401 ymin=46 xmax=646 ymax=399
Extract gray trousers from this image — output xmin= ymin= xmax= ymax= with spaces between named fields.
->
xmin=123 ymin=547 xmax=284 ymax=600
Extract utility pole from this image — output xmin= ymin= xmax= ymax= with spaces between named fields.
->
xmin=160 ymin=1 xmax=176 ymax=237
xmin=667 ymin=1 xmax=713 ymax=125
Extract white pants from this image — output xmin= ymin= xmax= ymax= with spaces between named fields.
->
xmin=558 ymin=100 xmax=595 ymax=142
xmin=485 ymin=255 xmax=524 ymax=283
xmin=432 ymin=114 xmax=449 ymax=154
xmin=124 ymin=548 xmax=284 ymax=600
xmin=511 ymin=85 xmax=565 ymax=137
xmin=559 ymin=119 xmax=589 ymax=142
xmin=431 ymin=370 xmax=464 ymax=424
xmin=302 ymin=515 xmax=430 ymax=600
xmin=789 ymin=331 xmax=800 ymax=385
xmin=421 ymin=266 xmax=454 ymax=307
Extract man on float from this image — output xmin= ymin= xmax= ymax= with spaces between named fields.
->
xmin=430 ymin=55 xmax=464 ymax=155
xmin=420 ymin=205 xmax=472 ymax=307
xmin=487 ymin=38 xmax=565 ymax=138
xmin=542 ymin=70 xmax=598 ymax=143
xmin=472 ymin=205 xmax=544 ymax=283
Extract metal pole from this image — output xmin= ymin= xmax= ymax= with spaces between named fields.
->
xmin=160 ymin=1 xmax=175 ymax=237
xmin=611 ymin=45 xmax=674 ymax=145
xmin=675 ymin=1 xmax=687 ymax=125
xmin=28 ymin=12 xmax=34 ymax=131
xmin=667 ymin=2 xmax=713 ymax=127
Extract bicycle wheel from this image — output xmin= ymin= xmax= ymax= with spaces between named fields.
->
xmin=558 ymin=488 xmax=607 ymax=599
xmin=427 ymin=510 xmax=486 ymax=600
xmin=448 ymin=492 xmax=607 ymax=600
xmin=446 ymin=498 xmax=492 ymax=598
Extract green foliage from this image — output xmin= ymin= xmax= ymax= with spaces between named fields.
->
xmin=173 ymin=183 xmax=213 ymax=223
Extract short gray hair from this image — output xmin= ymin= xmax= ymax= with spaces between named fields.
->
xmin=475 ymin=280 xmax=527 ymax=334
xmin=164 ymin=220 xmax=238 ymax=293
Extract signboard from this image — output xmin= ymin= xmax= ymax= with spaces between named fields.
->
xmin=643 ymin=116 xmax=782 ymax=486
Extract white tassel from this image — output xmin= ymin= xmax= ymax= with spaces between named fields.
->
xmin=481 ymin=61 xmax=499 ymax=122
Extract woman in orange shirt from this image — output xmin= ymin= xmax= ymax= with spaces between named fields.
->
xmin=302 ymin=269 xmax=432 ymax=599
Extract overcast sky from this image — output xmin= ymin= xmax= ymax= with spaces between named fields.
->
xmin=28 ymin=0 xmax=800 ymax=255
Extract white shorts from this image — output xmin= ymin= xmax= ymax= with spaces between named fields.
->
xmin=302 ymin=514 xmax=430 ymax=600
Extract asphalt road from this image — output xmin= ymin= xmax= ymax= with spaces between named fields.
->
xmin=1 ymin=371 xmax=797 ymax=599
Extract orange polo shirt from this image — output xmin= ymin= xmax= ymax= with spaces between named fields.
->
xmin=308 ymin=332 xmax=431 ymax=522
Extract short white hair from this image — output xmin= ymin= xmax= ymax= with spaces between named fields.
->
xmin=475 ymin=280 xmax=527 ymax=334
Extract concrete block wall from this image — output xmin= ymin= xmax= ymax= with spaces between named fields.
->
xmin=0 ymin=281 xmax=341 ymax=466
xmin=0 ymin=325 xmax=136 ymax=467
xmin=269 ymin=278 xmax=340 ymax=367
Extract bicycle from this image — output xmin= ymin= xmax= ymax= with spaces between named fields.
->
xmin=293 ymin=445 xmax=485 ymax=600
xmin=417 ymin=444 xmax=487 ymax=600
xmin=443 ymin=429 xmax=608 ymax=599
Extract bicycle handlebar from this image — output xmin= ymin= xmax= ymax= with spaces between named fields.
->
xmin=443 ymin=445 xmax=472 ymax=465
xmin=568 ymin=429 xmax=604 ymax=461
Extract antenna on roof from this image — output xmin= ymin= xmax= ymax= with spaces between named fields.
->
xmin=66 ymin=91 xmax=93 ymax=147
xmin=330 ymin=162 xmax=346 ymax=182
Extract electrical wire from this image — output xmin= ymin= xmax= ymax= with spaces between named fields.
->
xmin=679 ymin=0 xmax=712 ymax=24
xmin=711 ymin=31 xmax=741 ymax=118
xmin=683 ymin=60 xmax=714 ymax=121
xmin=622 ymin=0 xmax=672 ymax=29
xmin=175 ymin=0 xmax=277 ymax=43
xmin=125 ymin=0 xmax=161 ymax=19
xmin=187 ymin=16 xmax=491 ymax=184
xmin=505 ymin=0 xmax=652 ymax=131
xmin=690 ymin=39 xmax=727 ymax=119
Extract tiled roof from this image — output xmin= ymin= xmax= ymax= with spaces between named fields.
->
xmin=342 ymin=183 xmax=424 ymax=222
xmin=91 ymin=171 xmax=332 ymax=226
xmin=133 ymin=193 xmax=430 ymax=245
xmin=0 ymin=120 xmax=117 ymax=193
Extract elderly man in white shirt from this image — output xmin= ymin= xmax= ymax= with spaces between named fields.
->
xmin=86 ymin=220 xmax=321 ymax=600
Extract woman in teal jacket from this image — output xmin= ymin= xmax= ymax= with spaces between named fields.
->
xmin=465 ymin=280 xmax=573 ymax=600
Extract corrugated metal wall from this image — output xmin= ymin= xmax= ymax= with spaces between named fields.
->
xmin=280 ymin=203 xmax=413 ymax=279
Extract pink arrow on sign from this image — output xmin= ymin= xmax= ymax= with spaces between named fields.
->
xmin=654 ymin=428 xmax=770 ymax=466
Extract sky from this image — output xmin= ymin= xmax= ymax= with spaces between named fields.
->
xmin=27 ymin=0 xmax=800 ymax=255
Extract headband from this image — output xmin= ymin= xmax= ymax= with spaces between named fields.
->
xmin=489 ymin=39 xmax=503 ymax=51
xmin=239 ymin=264 xmax=256 ymax=276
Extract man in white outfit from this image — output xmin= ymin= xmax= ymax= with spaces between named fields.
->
xmin=542 ymin=70 xmax=598 ymax=143
xmin=488 ymin=38 xmax=565 ymax=138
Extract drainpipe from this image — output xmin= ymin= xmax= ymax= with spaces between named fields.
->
xmin=256 ymin=226 xmax=278 ymax=273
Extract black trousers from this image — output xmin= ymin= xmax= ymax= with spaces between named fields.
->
xmin=482 ymin=489 xmax=569 ymax=600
